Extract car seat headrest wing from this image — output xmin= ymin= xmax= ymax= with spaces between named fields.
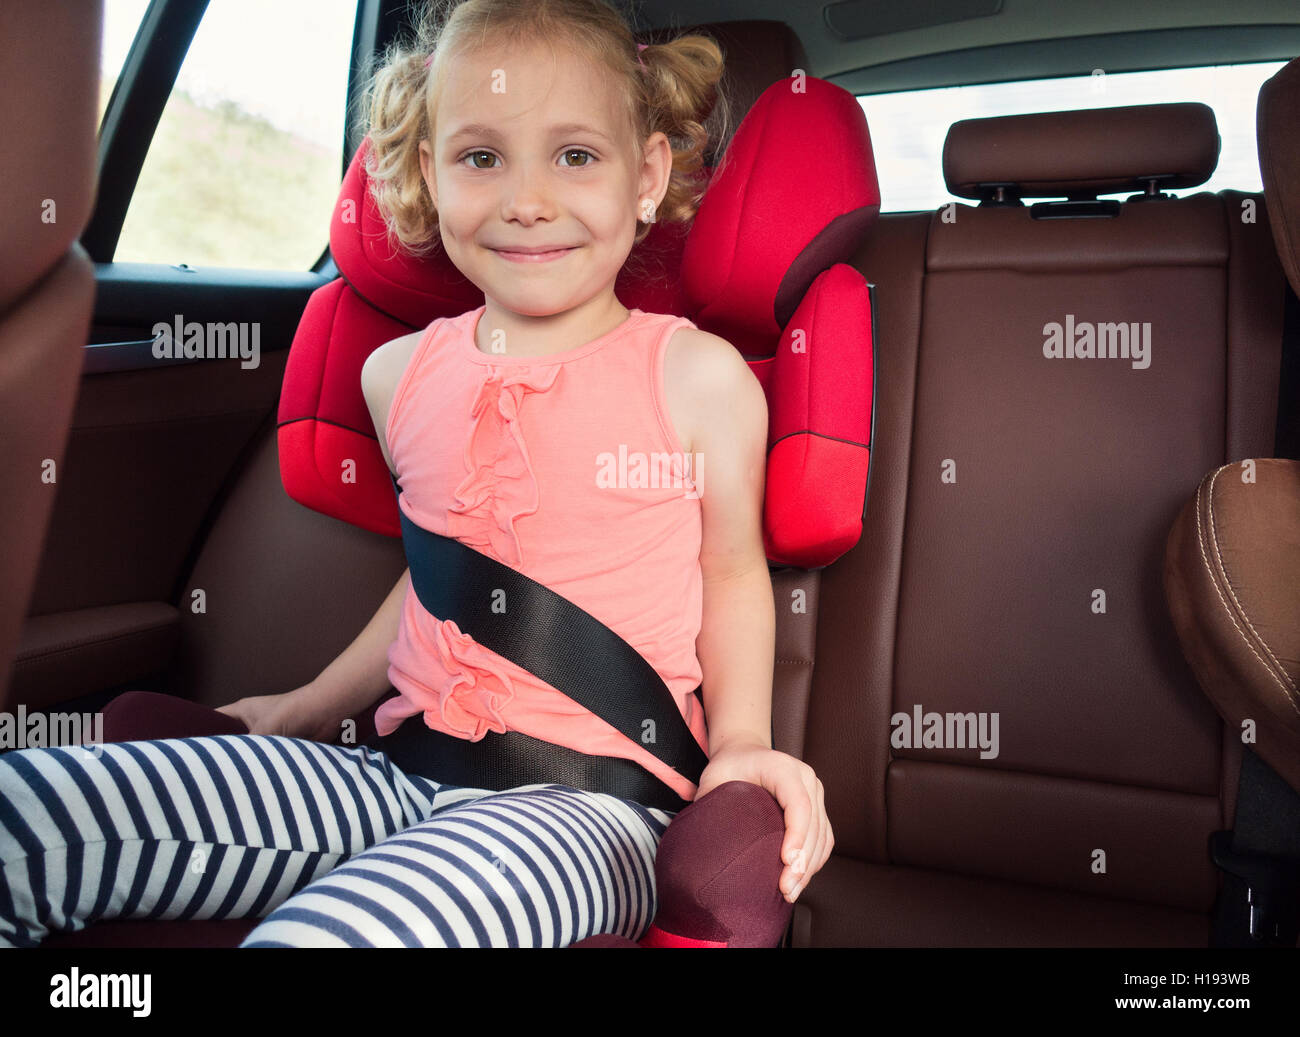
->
xmin=681 ymin=77 xmax=880 ymax=566
xmin=682 ymin=77 xmax=880 ymax=356
xmin=333 ymin=137 xmax=484 ymax=325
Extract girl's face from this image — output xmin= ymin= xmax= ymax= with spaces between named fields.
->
xmin=418 ymin=40 xmax=670 ymax=318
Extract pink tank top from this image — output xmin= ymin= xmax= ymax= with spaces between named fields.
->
xmin=375 ymin=303 xmax=708 ymax=803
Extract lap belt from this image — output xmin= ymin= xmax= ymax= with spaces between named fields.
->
xmin=369 ymin=474 xmax=708 ymax=813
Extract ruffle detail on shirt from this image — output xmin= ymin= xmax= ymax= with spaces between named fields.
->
xmin=447 ymin=363 xmax=562 ymax=570
xmin=423 ymin=618 xmax=518 ymax=740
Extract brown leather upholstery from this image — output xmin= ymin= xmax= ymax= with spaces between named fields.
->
xmin=15 ymin=353 xmax=289 ymax=710
xmin=944 ymin=103 xmax=1220 ymax=199
xmin=792 ymin=103 xmax=1285 ymax=945
xmin=1164 ymin=460 xmax=1300 ymax=792
xmin=1161 ymin=57 xmax=1300 ymax=796
xmin=167 ymin=428 xmax=408 ymax=709
xmin=0 ymin=1 xmax=101 ymax=707
xmin=1258 ymin=57 xmax=1300 ymax=296
xmin=11 ymin=602 xmax=180 ymax=708
xmin=793 ymin=857 xmax=1210 ymax=947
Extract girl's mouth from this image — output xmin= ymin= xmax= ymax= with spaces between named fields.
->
xmin=492 ymin=247 xmax=577 ymax=263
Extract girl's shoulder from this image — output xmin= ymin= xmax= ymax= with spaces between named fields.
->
xmin=363 ymin=311 xmax=465 ymax=389
xmin=361 ymin=330 xmax=430 ymax=474
xmin=362 ymin=328 xmax=425 ymax=397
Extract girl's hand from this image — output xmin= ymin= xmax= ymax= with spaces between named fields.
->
xmin=694 ymin=742 xmax=833 ymax=904
xmin=216 ymin=685 xmax=341 ymax=743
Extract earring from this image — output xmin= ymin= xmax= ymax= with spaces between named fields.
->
xmin=639 ymin=197 xmax=657 ymax=224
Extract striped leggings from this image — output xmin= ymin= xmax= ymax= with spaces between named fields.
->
xmin=0 ymin=734 xmax=674 ymax=947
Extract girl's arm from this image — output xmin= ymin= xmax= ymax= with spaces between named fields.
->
xmin=683 ymin=329 xmax=832 ymax=905
xmin=698 ymin=566 xmax=775 ymax=755
xmin=299 ymin=332 xmax=422 ymax=731
xmin=684 ymin=331 xmax=775 ymax=754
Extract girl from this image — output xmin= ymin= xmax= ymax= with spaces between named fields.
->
xmin=0 ymin=0 xmax=831 ymax=948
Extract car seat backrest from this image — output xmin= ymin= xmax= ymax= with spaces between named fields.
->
xmin=1166 ymin=55 xmax=1300 ymax=796
xmin=798 ymin=102 xmax=1289 ymax=932
xmin=277 ymin=22 xmax=881 ymax=568
xmin=0 ymin=2 xmax=99 ymax=708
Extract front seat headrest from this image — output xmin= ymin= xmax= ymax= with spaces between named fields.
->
xmin=1257 ymin=56 xmax=1300 ymax=296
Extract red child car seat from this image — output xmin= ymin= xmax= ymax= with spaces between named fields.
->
xmin=86 ymin=73 xmax=880 ymax=950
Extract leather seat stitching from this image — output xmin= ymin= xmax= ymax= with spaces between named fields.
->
xmin=1194 ymin=463 xmax=1300 ymax=716
xmin=1205 ymin=464 xmax=1298 ymax=696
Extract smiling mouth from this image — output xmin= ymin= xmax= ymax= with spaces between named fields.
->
xmin=491 ymin=246 xmax=578 ymax=263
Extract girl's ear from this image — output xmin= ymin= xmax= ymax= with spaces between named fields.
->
xmin=639 ymin=131 xmax=672 ymax=210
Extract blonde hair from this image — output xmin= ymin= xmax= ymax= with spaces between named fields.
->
xmin=359 ymin=0 xmax=729 ymax=260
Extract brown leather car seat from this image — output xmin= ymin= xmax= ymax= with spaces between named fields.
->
xmin=789 ymin=101 xmax=1289 ymax=945
xmin=1160 ymin=57 xmax=1300 ymax=946
xmin=1164 ymin=57 xmax=1300 ymax=796
xmin=0 ymin=2 xmax=101 ymax=707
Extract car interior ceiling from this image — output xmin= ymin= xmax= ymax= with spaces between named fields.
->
xmin=2 ymin=0 xmax=1298 ymax=951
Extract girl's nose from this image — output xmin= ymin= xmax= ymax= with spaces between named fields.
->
xmin=501 ymin=166 xmax=554 ymax=224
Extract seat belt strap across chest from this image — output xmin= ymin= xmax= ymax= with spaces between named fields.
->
xmin=385 ymin=473 xmax=709 ymax=792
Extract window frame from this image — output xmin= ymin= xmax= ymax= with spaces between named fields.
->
xmin=89 ymin=0 xmax=379 ymax=272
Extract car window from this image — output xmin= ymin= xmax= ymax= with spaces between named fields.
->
xmin=858 ymin=61 xmax=1288 ymax=212
xmin=101 ymin=0 xmax=357 ymax=269
xmin=99 ymin=0 xmax=152 ymax=126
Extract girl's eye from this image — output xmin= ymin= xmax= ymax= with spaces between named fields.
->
xmin=460 ymin=149 xmax=595 ymax=169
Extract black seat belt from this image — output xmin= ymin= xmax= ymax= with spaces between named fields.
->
xmin=1209 ymin=749 xmax=1300 ymax=946
xmin=1206 ymin=280 xmax=1300 ymax=946
xmin=370 ymin=473 xmax=709 ymax=812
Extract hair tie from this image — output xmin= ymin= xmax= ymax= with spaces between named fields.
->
xmin=424 ymin=52 xmax=434 ymax=68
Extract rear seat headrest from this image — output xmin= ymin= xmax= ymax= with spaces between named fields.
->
xmin=943 ymin=102 xmax=1220 ymax=202
xmin=1257 ymin=56 xmax=1300 ymax=297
